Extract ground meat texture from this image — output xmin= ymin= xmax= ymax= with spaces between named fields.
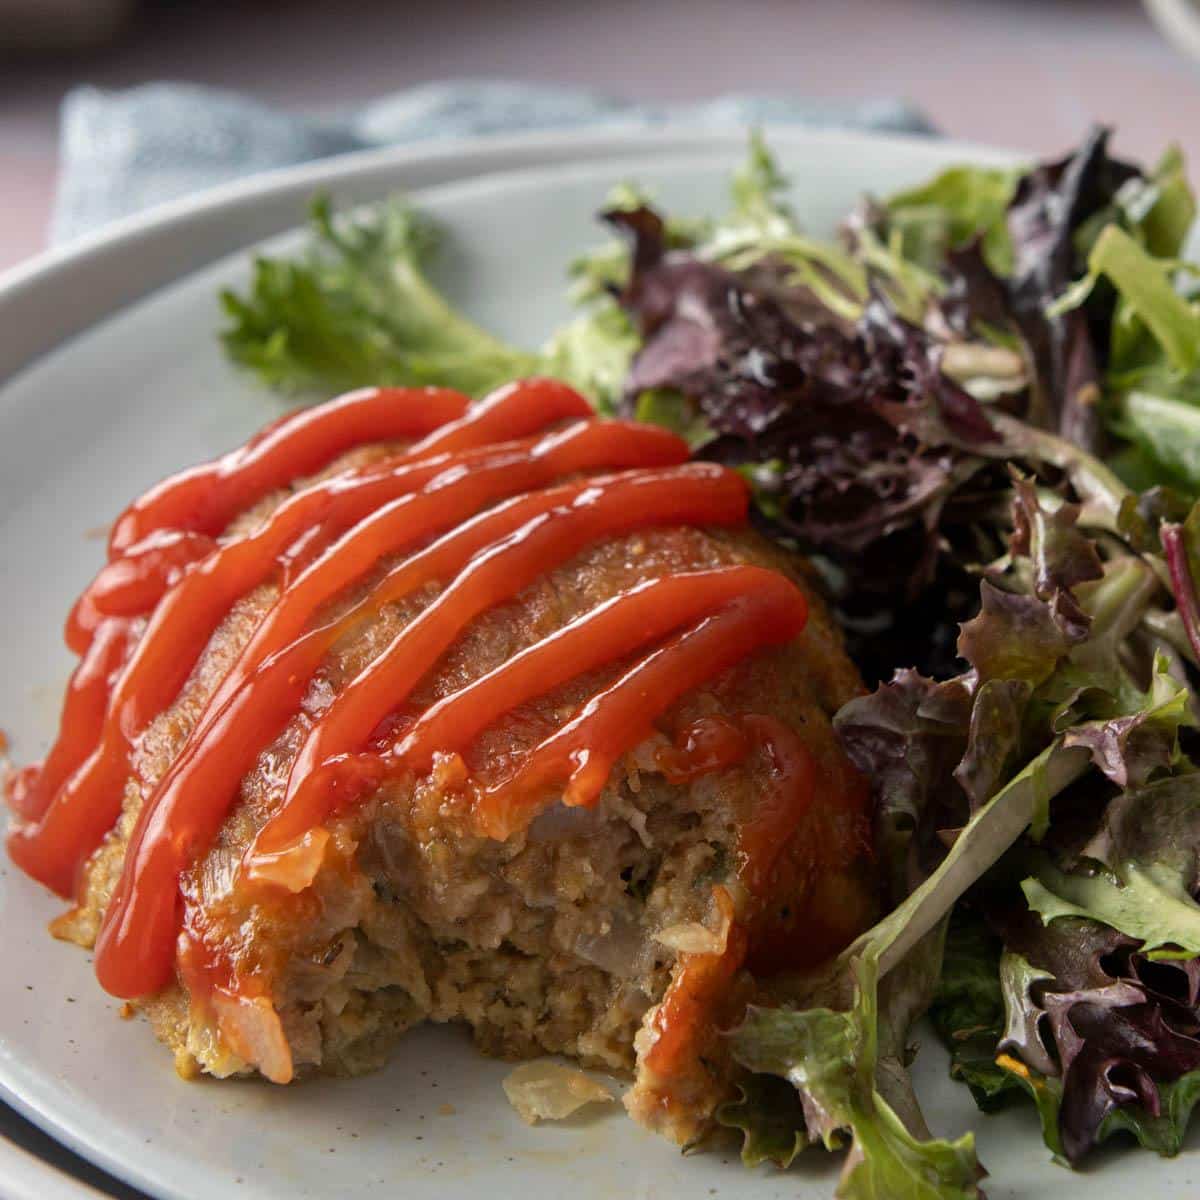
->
xmin=51 ymin=449 xmax=872 ymax=1147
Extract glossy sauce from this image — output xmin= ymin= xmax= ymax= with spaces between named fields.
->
xmin=6 ymin=377 xmax=834 ymax=1030
xmin=638 ymin=715 xmax=824 ymax=1106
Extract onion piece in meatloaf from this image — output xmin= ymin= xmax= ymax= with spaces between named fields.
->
xmin=13 ymin=381 xmax=874 ymax=1147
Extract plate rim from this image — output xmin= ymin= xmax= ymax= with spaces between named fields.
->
xmin=0 ymin=122 xmax=1021 ymax=385
xmin=0 ymin=1133 xmax=113 ymax=1200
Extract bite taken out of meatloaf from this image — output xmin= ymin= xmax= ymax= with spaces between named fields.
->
xmin=6 ymin=378 xmax=874 ymax=1147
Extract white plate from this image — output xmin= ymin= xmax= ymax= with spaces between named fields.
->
xmin=0 ymin=1135 xmax=112 ymax=1200
xmin=3 ymin=128 xmax=1198 ymax=1200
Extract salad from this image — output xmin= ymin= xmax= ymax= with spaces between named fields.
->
xmin=219 ymin=128 xmax=1200 ymax=1199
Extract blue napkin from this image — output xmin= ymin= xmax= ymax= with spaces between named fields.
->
xmin=52 ymin=80 xmax=933 ymax=243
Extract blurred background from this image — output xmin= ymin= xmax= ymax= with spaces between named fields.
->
xmin=3 ymin=0 xmax=1200 ymax=272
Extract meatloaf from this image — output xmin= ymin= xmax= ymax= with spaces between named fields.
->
xmin=7 ymin=378 xmax=872 ymax=1145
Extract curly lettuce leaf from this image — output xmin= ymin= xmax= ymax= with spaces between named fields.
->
xmin=957 ymin=581 xmax=1074 ymax=688
xmin=715 ymin=1074 xmax=808 ymax=1169
xmin=220 ymin=193 xmax=640 ymax=409
xmin=608 ymin=178 xmax=998 ymax=677
xmin=1009 ymin=475 xmax=1105 ymax=633
xmin=759 ymin=737 xmax=1087 ymax=1186
xmin=930 ymin=922 xmax=1071 ymax=1159
xmin=1096 ymin=1069 xmax=1200 ymax=1155
xmin=1023 ymin=774 xmax=1200 ymax=959
xmin=1022 ymin=857 xmax=1200 ymax=958
xmin=1055 ymin=225 xmax=1200 ymax=372
xmin=938 ymin=892 xmax=1200 ymax=1165
xmin=929 ymin=912 xmax=1024 ymax=1108
xmin=851 ymin=742 xmax=1091 ymax=983
xmin=539 ymin=305 xmax=640 ymax=416
xmin=834 ymin=670 xmax=973 ymax=900
xmin=1061 ymin=650 xmax=1195 ymax=786
xmin=955 ymin=679 xmax=1032 ymax=813
xmin=705 ymin=131 xmax=870 ymax=320
xmin=883 ymin=165 xmax=1021 ymax=277
xmin=1044 ymin=145 xmax=1200 ymax=490
xmin=987 ymin=902 xmax=1200 ymax=1162
xmin=722 ymin=127 xmax=800 ymax=243
xmin=221 ymin=197 xmax=540 ymax=397
xmin=1005 ymin=127 xmax=1142 ymax=446
xmin=732 ymin=956 xmax=981 ymax=1200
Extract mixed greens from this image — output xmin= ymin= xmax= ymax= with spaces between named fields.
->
xmin=221 ymin=128 xmax=1200 ymax=1197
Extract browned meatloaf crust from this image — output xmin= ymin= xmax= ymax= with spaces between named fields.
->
xmin=49 ymin=445 xmax=872 ymax=1146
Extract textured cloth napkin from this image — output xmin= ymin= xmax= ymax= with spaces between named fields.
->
xmin=52 ymin=79 xmax=933 ymax=243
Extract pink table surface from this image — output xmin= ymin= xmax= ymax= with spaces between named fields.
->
xmin=1 ymin=0 xmax=1198 ymax=270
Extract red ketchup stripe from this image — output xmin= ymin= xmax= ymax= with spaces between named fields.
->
xmin=91 ymin=480 xmax=614 ymax=996
xmin=9 ymin=374 xmax=834 ymax=1032
xmin=654 ymin=715 xmax=752 ymax=785
xmin=4 ymin=619 xmax=134 ymax=822
xmin=641 ymin=888 xmax=749 ymax=1082
xmin=88 ymin=531 xmax=221 ymax=615
xmin=93 ymin=457 xmax=696 ymax=999
xmin=168 ymin=420 xmax=686 ymax=749
xmin=11 ymin=445 xmax=494 ymax=897
xmin=13 ymin=383 xmax=608 ymax=900
xmin=108 ymin=387 xmax=470 ymax=556
xmin=395 ymin=567 xmax=786 ymax=773
xmin=473 ymin=575 xmax=809 ymax=840
xmin=71 ymin=378 xmax=590 ymax=650
xmin=96 ymin=464 xmax=740 ymax=998
xmin=640 ymin=718 xmax=818 ymax=1089
xmin=734 ymin=715 xmax=818 ymax=897
xmin=400 ymin=377 xmax=592 ymax=460
xmin=249 ymin=464 xmax=749 ymax=862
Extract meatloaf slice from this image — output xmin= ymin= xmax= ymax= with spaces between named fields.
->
xmin=14 ymin=382 xmax=873 ymax=1147
xmin=54 ymin=519 xmax=868 ymax=1144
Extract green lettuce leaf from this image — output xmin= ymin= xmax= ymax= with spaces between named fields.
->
xmin=715 ymin=1073 xmax=808 ymax=1169
xmin=726 ymin=742 xmax=1089 ymax=1195
xmin=220 ymin=193 xmax=641 ymax=410
xmin=732 ymin=956 xmax=980 ymax=1199
xmin=848 ymin=742 xmax=1092 ymax=981
xmin=1122 ymin=145 xmax=1197 ymax=259
xmin=1117 ymin=390 xmax=1200 ymax=494
xmin=704 ymin=132 xmax=870 ymax=320
xmin=956 ymin=581 xmax=1072 ymax=688
xmin=929 ymin=912 xmax=1023 ymax=1109
xmin=1051 ymin=225 xmax=1200 ymax=371
xmin=883 ymin=165 xmax=1021 ymax=276
xmin=539 ymin=305 xmax=640 ymax=416
xmin=1061 ymin=650 xmax=1195 ymax=786
xmin=1022 ymin=739 xmax=1200 ymax=958
xmin=631 ymin=388 xmax=715 ymax=447
xmin=1022 ymin=855 xmax=1200 ymax=958
xmin=221 ymin=196 xmax=540 ymax=397
xmin=1096 ymin=1069 xmax=1200 ymax=1155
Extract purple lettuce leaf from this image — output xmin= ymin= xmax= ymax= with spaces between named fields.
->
xmin=1161 ymin=506 xmax=1200 ymax=664
xmin=1002 ymin=905 xmax=1200 ymax=1163
xmin=939 ymin=896 xmax=1200 ymax=1165
xmin=1006 ymin=127 xmax=1141 ymax=449
xmin=605 ymin=197 xmax=1001 ymax=652
xmin=954 ymin=679 xmax=1032 ymax=811
xmin=1009 ymin=475 xmax=1105 ymax=641
xmin=957 ymin=581 xmax=1073 ymax=687
xmin=834 ymin=671 xmax=974 ymax=901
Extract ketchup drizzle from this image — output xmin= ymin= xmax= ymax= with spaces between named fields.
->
xmin=6 ymin=377 xmax=833 ymax=1017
